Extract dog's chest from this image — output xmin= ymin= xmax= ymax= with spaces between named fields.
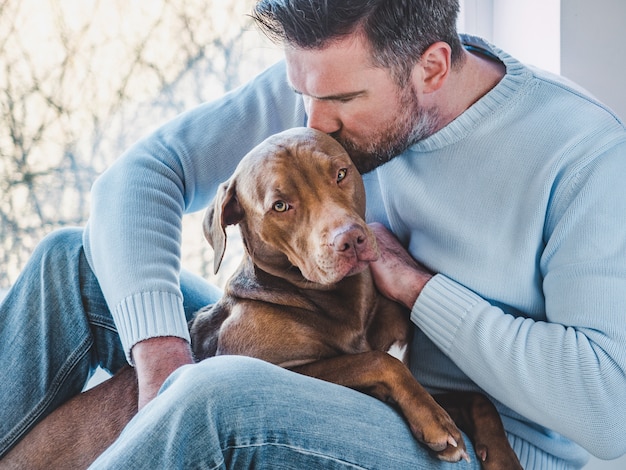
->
xmin=331 ymin=331 xmax=409 ymax=367
xmin=386 ymin=341 xmax=409 ymax=363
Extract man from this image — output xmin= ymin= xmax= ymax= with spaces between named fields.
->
xmin=1 ymin=1 xmax=625 ymax=468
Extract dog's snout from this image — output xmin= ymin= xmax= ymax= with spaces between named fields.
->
xmin=331 ymin=225 xmax=371 ymax=256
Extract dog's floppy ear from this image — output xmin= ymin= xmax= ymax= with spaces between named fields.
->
xmin=203 ymin=179 xmax=243 ymax=274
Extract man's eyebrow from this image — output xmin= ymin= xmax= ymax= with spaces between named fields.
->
xmin=290 ymin=87 xmax=365 ymax=101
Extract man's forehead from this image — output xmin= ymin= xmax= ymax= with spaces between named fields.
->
xmin=284 ymin=36 xmax=377 ymax=94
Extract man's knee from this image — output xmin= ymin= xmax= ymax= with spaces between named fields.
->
xmin=156 ymin=355 xmax=331 ymax=455
xmin=160 ymin=356 xmax=293 ymax=417
xmin=33 ymin=227 xmax=84 ymax=267
xmin=164 ymin=355 xmax=280 ymax=394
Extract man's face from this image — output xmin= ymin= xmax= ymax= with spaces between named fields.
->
xmin=285 ymin=34 xmax=440 ymax=173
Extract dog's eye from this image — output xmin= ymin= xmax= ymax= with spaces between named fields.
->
xmin=273 ymin=201 xmax=289 ymax=212
xmin=337 ymin=168 xmax=348 ymax=182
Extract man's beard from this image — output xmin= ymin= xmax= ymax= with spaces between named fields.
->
xmin=332 ymin=87 xmax=440 ymax=174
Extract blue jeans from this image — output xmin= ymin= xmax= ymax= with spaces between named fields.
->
xmin=89 ymin=356 xmax=481 ymax=469
xmin=0 ymin=227 xmax=220 ymax=458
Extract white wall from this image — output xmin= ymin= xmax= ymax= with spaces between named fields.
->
xmin=460 ymin=0 xmax=561 ymax=73
xmin=561 ymin=0 xmax=626 ymax=120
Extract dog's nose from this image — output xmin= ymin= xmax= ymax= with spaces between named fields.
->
xmin=332 ymin=225 xmax=367 ymax=255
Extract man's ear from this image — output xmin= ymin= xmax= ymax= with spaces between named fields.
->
xmin=416 ymin=41 xmax=451 ymax=93
xmin=203 ymin=179 xmax=243 ymax=274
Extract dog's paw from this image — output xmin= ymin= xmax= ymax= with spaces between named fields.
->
xmin=408 ymin=409 xmax=469 ymax=462
xmin=436 ymin=440 xmax=471 ymax=463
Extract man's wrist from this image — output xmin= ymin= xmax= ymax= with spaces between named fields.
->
xmin=131 ymin=336 xmax=194 ymax=408
xmin=400 ymin=270 xmax=433 ymax=309
xmin=132 ymin=336 xmax=194 ymax=371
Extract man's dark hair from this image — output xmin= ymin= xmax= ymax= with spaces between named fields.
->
xmin=252 ymin=0 xmax=464 ymax=84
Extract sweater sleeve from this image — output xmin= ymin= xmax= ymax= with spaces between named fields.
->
xmin=83 ymin=62 xmax=305 ymax=363
xmin=412 ymin=138 xmax=626 ymax=460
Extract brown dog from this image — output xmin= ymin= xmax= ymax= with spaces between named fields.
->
xmin=1 ymin=128 xmax=520 ymax=469
xmin=189 ymin=127 xmax=520 ymax=468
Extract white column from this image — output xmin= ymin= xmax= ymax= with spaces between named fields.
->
xmin=561 ymin=0 xmax=626 ymax=120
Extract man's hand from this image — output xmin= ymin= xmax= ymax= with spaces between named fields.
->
xmin=131 ymin=336 xmax=194 ymax=410
xmin=368 ymin=222 xmax=434 ymax=309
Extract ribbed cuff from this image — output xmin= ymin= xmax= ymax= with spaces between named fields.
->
xmin=112 ymin=291 xmax=191 ymax=364
xmin=410 ymin=274 xmax=482 ymax=355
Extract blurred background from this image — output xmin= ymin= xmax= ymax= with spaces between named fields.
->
xmin=1 ymin=1 xmax=624 ymax=468
xmin=0 ymin=0 xmax=281 ymax=290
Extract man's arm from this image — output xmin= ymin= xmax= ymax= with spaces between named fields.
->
xmin=132 ymin=337 xmax=194 ymax=409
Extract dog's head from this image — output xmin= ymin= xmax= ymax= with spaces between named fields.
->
xmin=204 ymin=127 xmax=379 ymax=286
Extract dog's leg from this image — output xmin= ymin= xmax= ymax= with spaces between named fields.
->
xmin=0 ymin=365 xmax=137 ymax=470
xmin=290 ymin=351 xmax=469 ymax=463
xmin=434 ymin=392 xmax=523 ymax=470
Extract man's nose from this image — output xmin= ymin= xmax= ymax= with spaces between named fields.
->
xmin=304 ymin=96 xmax=341 ymax=134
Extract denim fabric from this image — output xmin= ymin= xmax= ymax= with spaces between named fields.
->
xmin=0 ymin=227 xmax=220 ymax=458
xmin=89 ymin=355 xmax=481 ymax=470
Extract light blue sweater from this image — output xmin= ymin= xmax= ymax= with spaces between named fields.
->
xmin=84 ymin=36 xmax=626 ymax=468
